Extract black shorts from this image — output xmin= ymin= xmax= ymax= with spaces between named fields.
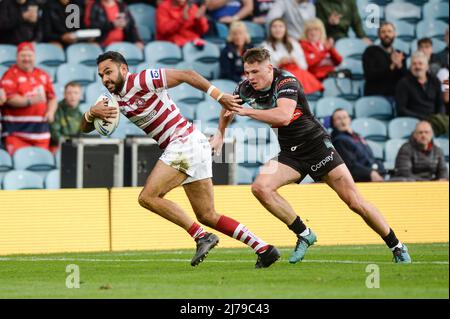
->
xmin=275 ymin=138 xmax=344 ymax=183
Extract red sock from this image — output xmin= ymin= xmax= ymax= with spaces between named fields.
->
xmin=215 ymin=215 xmax=269 ymax=254
xmin=188 ymin=222 xmax=206 ymax=240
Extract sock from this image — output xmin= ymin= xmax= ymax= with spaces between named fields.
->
xmin=288 ymin=216 xmax=308 ymax=236
xmin=188 ymin=222 xmax=206 ymax=240
xmin=382 ymin=228 xmax=402 ymax=251
xmin=215 ymin=215 xmax=269 ymax=254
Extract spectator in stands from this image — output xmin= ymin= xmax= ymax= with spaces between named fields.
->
xmin=316 ymin=0 xmax=371 ymax=44
xmin=206 ymin=0 xmax=253 ymax=24
xmin=219 ymin=21 xmax=253 ymax=82
xmin=50 ymin=82 xmax=83 ymax=152
xmin=42 ymin=0 xmax=81 ymax=48
xmin=437 ymin=69 xmax=449 ymax=114
xmin=252 ymin=0 xmax=274 ymax=25
xmin=300 ymin=18 xmax=343 ymax=81
xmin=0 ymin=0 xmax=43 ymax=44
xmin=84 ymin=0 xmax=144 ymax=49
xmin=262 ymin=18 xmax=323 ymax=94
xmin=156 ymin=0 xmax=209 ymax=47
xmin=362 ymin=22 xmax=407 ymax=99
xmin=396 ymin=51 xmax=448 ymax=137
xmin=394 ymin=121 xmax=448 ymax=181
xmin=266 ymin=0 xmax=315 ymax=41
xmin=417 ymin=37 xmax=443 ymax=76
xmin=331 ymin=108 xmax=386 ymax=182
xmin=0 ymin=42 xmax=57 ymax=155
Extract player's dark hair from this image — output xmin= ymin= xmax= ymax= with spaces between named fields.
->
xmin=243 ymin=48 xmax=271 ymax=64
xmin=418 ymin=37 xmax=433 ymax=47
xmin=267 ymin=18 xmax=293 ymax=53
xmin=64 ymin=81 xmax=81 ymax=90
xmin=96 ymin=51 xmax=129 ymax=67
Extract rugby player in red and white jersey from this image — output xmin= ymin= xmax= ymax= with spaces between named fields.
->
xmin=80 ymin=51 xmax=280 ymax=268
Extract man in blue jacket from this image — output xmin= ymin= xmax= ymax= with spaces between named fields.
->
xmin=331 ymin=108 xmax=386 ymax=182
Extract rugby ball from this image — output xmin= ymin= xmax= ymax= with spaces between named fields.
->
xmin=93 ymin=92 xmax=120 ymax=136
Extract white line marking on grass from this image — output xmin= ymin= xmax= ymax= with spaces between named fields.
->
xmin=0 ymin=257 xmax=447 ymax=265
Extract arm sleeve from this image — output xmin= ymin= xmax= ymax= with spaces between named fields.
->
xmin=351 ymin=0 xmax=366 ymax=38
xmin=141 ymin=69 xmax=168 ymax=92
xmin=1 ymin=73 xmax=19 ymax=99
xmin=276 ymin=77 xmax=299 ymax=103
xmin=362 ymin=47 xmax=390 ymax=81
xmin=44 ymin=73 xmax=56 ymax=100
xmin=333 ymin=137 xmax=373 ymax=181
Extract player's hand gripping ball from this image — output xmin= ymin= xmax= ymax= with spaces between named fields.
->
xmin=93 ymin=92 xmax=120 ymax=136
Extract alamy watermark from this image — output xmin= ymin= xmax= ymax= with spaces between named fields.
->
xmin=365 ymin=264 xmax=380 ymax=289
xmin=66 ymin=264 xmax=80 ymax=288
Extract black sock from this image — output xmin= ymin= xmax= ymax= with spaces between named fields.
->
xmin=288 ymin=216 xmax=307 ymax=235
xmin=382 ymin=228 xmax=400 ymax=249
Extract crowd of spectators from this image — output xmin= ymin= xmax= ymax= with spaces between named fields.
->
xmin=0 ymin=0 xmax=448 ymax=183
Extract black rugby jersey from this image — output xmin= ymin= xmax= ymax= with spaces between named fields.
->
xmin=234 ymin=68 xmax=328 ymax=152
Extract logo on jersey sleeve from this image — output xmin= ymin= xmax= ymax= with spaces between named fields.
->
xmin=150 ymin=69 xmax=160 ymax=79
xmin=276 ymin=77 xmax=296 ymax=90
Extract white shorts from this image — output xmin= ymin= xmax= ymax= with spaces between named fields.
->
xmin=159 ymin=128 xmax=213 ymax=185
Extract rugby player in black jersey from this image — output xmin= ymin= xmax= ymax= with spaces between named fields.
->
xmin=209 ymin=48 xmax=411 ymax=263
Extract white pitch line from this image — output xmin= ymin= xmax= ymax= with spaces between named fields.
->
xmin=0 ymin=257 xmax=447 ymax=265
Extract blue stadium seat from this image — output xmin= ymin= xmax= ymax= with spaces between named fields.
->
xmin=423 ymin=2 xmax=449 ymax=22
xmin=13 ymin=147 xmax=55 ymax=171
xmin=35 ymin=43 xmax=66 ymax=67
xmin=392 ymin=0 xmax=427 ymax=5
xmin=354 ymin=96 xmax=394 ymax=120
xmin=366 ymin=140 xmax=384 ymax=161
xmin=236 ymin=165 xmax=258 ymax=184
xmin=0 ymin=64 xmax=7 ymax=77
xmin=235 ymin=142 xmax=264 ymax=166
xmin=169 ymin=83 xmax=204 ymax=104
xmin=335 ymin=38 xmax=369 ymax=60
xmin=211 ymin=79 xmax=238 ymax=94
xmin=416 ymin=20 xmax=449 ymax=39
xmin=388 ymin=117 xmax=419 ymax=139
xmin=144 ymin=41 xmax=183 ymax=65
xmin=315 ymin=97 xmax=354 ymax=118
xmin=129 ymin=3 xmax=156 ymax=40
xmin=183 ymin=40 xmax=221 ymax=63
xmin=66 ymin=43 xmax=103 ymax=66
xmin=55 ymin=148 xmax=61 ymax=169
xmin=243 ymin=21 xmax=266 ymax=44
xmin=195 ymin=100 xmax=222 ymax=126
xmin=57 ymin=63 xmax=95 ymax=87
xmin=234 ymin=120 xmax=272 ymax=144
xmin=105 ymin=42 xmax=144 ymax=66
xmin=391 ymin=20 xmax=416 ymax=42
xmin=0 ymin=149 xmax=13 ymax=187
xmin=45 ymin=169 xmax=60 ymax=189
xmin=2 ymin=170 xmax=44 ymax=190
xmin=322 ymin=78 xmax=361 ymax=101
xmin=352 ymin=118 xmax=388 ymax=142
xmin=110 ymin=119 xmax=147 ymax=139
xmin=362 ymin=23 xmax=379 ymax=41
xmin=52 ymin=82 xmax=65 ymax=101
xmin=385 ymin=2 xmax=422 ymax=24
xmin=84 ymin=82 xmax=107 ymax=106
xmin=0 ymin=44 xmax=16 ymax=66
xmin=434 ymin=138 xmax=449 ymax=161
xmin=337 ymin=58 xmax=364 ymax=80
xmin=176 ymin=102 xmax=196 ymax=121
xmin=136 ymin=24 xmax=152 ymax=43
xmin=191 ymin=60 xmax=221 ymax=80
xmin=385 ymin=138 xmax=407 ymax=163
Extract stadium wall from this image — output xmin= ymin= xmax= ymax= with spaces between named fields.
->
xmin=0 ymin=182 xmax=448 ymax=255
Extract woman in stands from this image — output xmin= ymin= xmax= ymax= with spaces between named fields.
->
xmin=300 ymin=18 xmax=343 ymax=81
xmin=262 ymin=18 xmax=323 ymax=94
xmin=219 ymin=21 xmax=253 ymax=82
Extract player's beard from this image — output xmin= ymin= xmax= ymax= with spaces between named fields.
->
xmin=111 ymin=72 xmax=126 ymax=95
xmin=380 ymin=36 xmax=394 ymax=49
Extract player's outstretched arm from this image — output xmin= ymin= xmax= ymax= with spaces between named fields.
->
xmin=164 ymin=69 xmax=242 ymax=112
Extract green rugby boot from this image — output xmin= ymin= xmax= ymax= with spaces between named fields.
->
xmin=289 ymin=229 xmax=317 ymax=264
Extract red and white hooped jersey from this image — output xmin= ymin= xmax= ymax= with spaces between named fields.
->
xmin=114 ymin=69 xmax=193 ymax=149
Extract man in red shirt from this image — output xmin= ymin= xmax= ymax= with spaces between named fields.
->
xmin=0 ymin=42 xmax=57 ymax=155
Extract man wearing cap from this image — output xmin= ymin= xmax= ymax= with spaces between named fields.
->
xmin=0 ymin=42 xmax=57 ymax=155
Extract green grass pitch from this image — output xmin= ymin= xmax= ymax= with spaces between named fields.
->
xmin=0 ymin=243 xmax=447 ymax=299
